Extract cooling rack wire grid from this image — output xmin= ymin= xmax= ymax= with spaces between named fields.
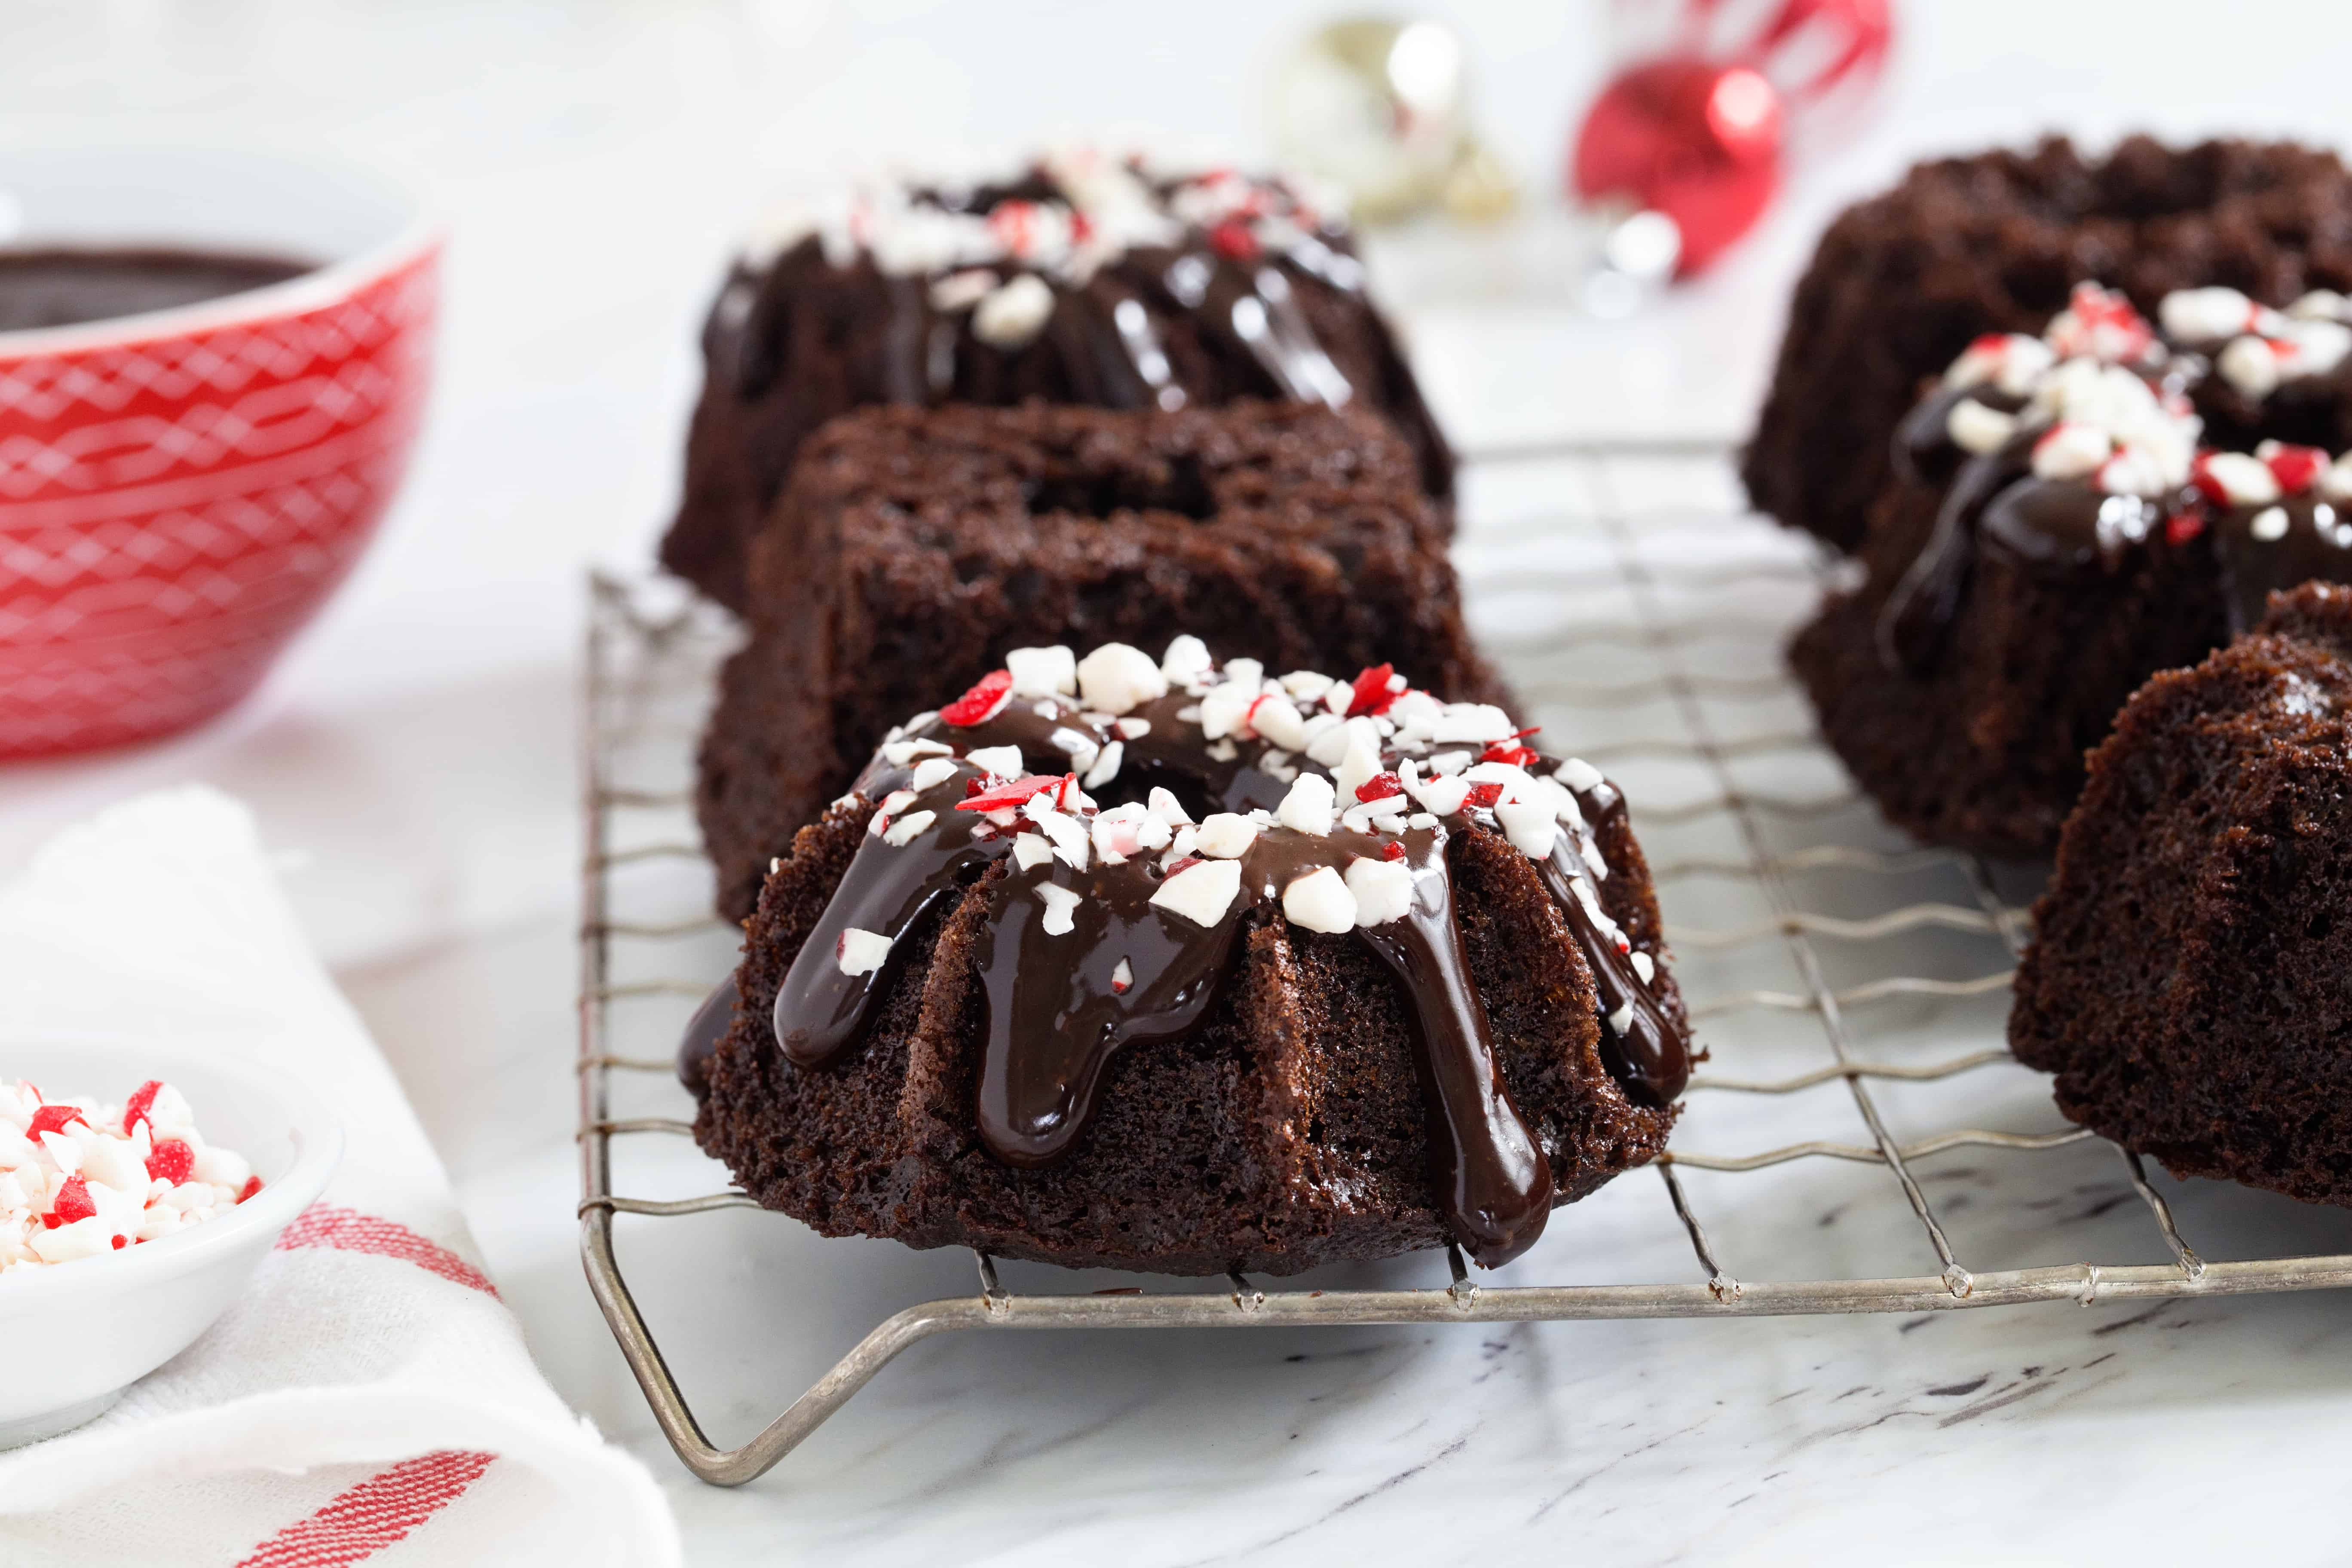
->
xmin=577 ymin=438 xmax=2352 ymax=1486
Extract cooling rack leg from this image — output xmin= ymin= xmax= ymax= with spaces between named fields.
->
xmin=583 ymin=1208 xmax=981 ymax=1486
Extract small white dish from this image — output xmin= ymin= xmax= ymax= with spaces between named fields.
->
xmin=0 ymin=1042 xmax=342 ymax=1448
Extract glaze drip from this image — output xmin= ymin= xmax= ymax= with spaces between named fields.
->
xmin=695 ymin=641 xmax=1690 ymax=1268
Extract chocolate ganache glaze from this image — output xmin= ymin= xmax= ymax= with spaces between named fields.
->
xmin=1880 ymin=282 xmax=2352 ymax=671
xmin=683 ymin=638 xmax=1690 ymax=1269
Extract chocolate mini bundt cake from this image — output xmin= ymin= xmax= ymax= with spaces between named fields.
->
xmin=665 ymin=151 xmax=1452 ymax=608
xmin=1746 ymin=135 xmax=2352 ymax=552
xmin=2012 ymin=582 xmax=2352 ymax=1207
xmin=697 ymin=399 xmax=1501 ymax=922
xmin=682 ymin=638 xmax=1691 ymax=1274
xmin=1793 ymin=281 xmax=2352 ymax=856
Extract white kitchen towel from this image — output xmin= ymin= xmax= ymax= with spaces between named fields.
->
xmin=0 ymin=786 xmax=681 ymax=1567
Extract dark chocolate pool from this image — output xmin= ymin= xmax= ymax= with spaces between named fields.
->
xmin=0 ymin=247 xmax=315 ymax=334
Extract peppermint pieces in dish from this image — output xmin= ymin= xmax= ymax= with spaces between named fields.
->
xmin=0 ymin=1078 xmax=260 ymax=1271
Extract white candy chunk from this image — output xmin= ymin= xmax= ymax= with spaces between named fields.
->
xmin=1077 ymin=642 xmax=1169 ymax=715
xmin=1302 ymin=714 xmax=1354 ymax=767
xmin=1523 ymin=774 xmax=1584 ymax=830
xmin=2324 ymin=453 xmax=2352 ymax=503
xmin=1276 ymin=773 xmax=1336 ymax=836
xmin=1427 ymin=750 xmax=1471 ymax=776
xmin=1162 ymin=825 xmax=1200 ymax=867
xmin=0 ymin=1129 xmax=34 ymax=1170
xmin=1152 ymin=858 xmax=1242 ymax=926
xmin=966 ymin=744 xmax=1024 ymax=779
xmin=909 ymin=756 xmax=962 ymax=793
xmin=1333 ymin=724 xmax=1384 ymax=805
xmin=1583 ymin=833 xmax=1611 ymax=881
xmin=972 ymin=273 xmax=1056 ymax=347
xmin=1282 ymin=866 xmax=1357 ymax=934
xmin=2218 ymin=334 xmax=2282 ymax=398
xmin=882 ymin=737 xmax=952 ymax=767
xmin=1462 ymin=760 xmax=1534 ymax=792
xmin=39 ymin=1131 xmax=80 ymax=1176
xmin=1344 ymin=856 xmax=1415 ymax=926
xmin=1147 ymin=786 xmax=1194 ymax=826
xmin=1631 ymin=950 xmax=1657 ymax=984
xmin=1558 ymin=757 xmax=1606 ymax=793
xmin=1161 ymin=634 xmax=1213 ymax=683
xmin=1407 ymin=773 xmax=1471 ymax=817
xmin=188 ymin=1142 xmax=245 ymax=1193
xmin=0 ymin=1171 xmax=24 ymax=1210
xmin=1089 ymin=802 xmax=1152 ymax=864
xmin=1197 ymin=681 xmax=1256 ymax=740
xmin=2098 ymin=443 xmax=2170 ymax=498
xmin=1384 ymin=689 xmax=1444 ymax=742
xmin=1223 ymin=658 xmax=1264 ymax=691
xmin=2250 ymin=505 xmax=2291 ymax=542
xmin=31 ymin=1216 xmax=110 ymax=1265
xmin=1037 ymin=884 xmax=1084 ymax=936
xmin=1430 ymin=703 xmax=1515 ymax=744
xmin=882 ymin=810 xmax=936 ymax=847
xmin=2160 ymin=286 xmax=2256 ymax=343
xmin=2200 ymin=450 xmax=2282 ymax=505
xmin=1004 ymin=644 xmax=1078 ymax=698
xmin=1943 ymin=331 xmax=2051 ymax=395
xmin=928 ymin=267 xmax=999 ymax=312
xmin=1250 ymin=692 xmax=1308 ymax=751
xmin=162 ymin=1181 xmax=213 ymax=1213
xmin=836 ymin=929 xmax=892 ymax=977
xmin=1195 ymin=812 xmax=1261 ymax=858
xmin=1495 ymin=798 xmax=1561 ymax=861
xmin=1012 ymin=833 xmax=1055 ymax=871
xmin=1083 ymin=740 xmax=1124 ymax=790
xmin=1038 ymin=811 xmax=1092 ymax=871
xmin=2290 ymin=289 xmax=2350 ymax=321
xmin=1408 ymin=812 xmax=1438 ymax=830
xmin=1116 ymin=717 xmax=1152 ymax=740
xmin=2283 ymin=316 xmax=2352 ymax=376
xmin=77 ymin=1136 xmax=147 ymax=1198
xmin=2030 ymin=422 xmax=2110 ymax=481
xmin=1946 ymin=398 xmax=2018 ymax=454
xmin=1111 ymin=958 xmax=1135 ymax=994
xmin=1280 ymin=670 xmax=1334 ymax=704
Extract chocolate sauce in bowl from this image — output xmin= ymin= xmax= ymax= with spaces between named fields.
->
xmin=0 ymin=248 xmax=313 ymax=334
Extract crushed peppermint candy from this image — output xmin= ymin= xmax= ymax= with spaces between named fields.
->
xmin=1 ymin=1078 xmax=260 ymax=1271
xmin=815 ymin=636 xmax=1657 ymax=962
xmin=741 ymin=153 xmax=1354 ymax=299
xmin=1927 ymin=278 xmax=2352 ymax=512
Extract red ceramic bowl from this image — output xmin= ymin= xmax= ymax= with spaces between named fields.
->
xmin=0 ymin=148 xmax=438 ymax=757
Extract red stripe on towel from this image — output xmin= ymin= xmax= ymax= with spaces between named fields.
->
xmin=274 ymin=1204 xmax=498 ymax=1297
xmin=235 ymin=1449 xmax=496 ymax=1567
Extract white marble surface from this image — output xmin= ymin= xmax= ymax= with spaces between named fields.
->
xmin=9 ymin=1 xmax=2352 ymax=1559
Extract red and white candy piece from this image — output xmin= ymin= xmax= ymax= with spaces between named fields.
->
xmin=2045 ymin=283 xmax=2156 ymax=364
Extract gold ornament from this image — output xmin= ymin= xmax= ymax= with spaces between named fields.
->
xmin=1272 ymin=17 xmax=1517 ymax=224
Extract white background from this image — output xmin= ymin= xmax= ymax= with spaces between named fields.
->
xmin=6 ymin=1 xmax=2352 ymax=1560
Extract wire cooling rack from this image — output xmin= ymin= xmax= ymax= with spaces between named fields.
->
xmin=578 ymin=439 xmax=2352 ymax=1487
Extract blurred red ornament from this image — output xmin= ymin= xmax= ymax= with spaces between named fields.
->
xmin=1571 ymin=0 xmax=1892 ymax=279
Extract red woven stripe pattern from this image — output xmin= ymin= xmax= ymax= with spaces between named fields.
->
xmin=234 ymin=1449 xmax=496 ymax=1568
xmin=273 ymin=1204 xmax=499 ymax=1297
